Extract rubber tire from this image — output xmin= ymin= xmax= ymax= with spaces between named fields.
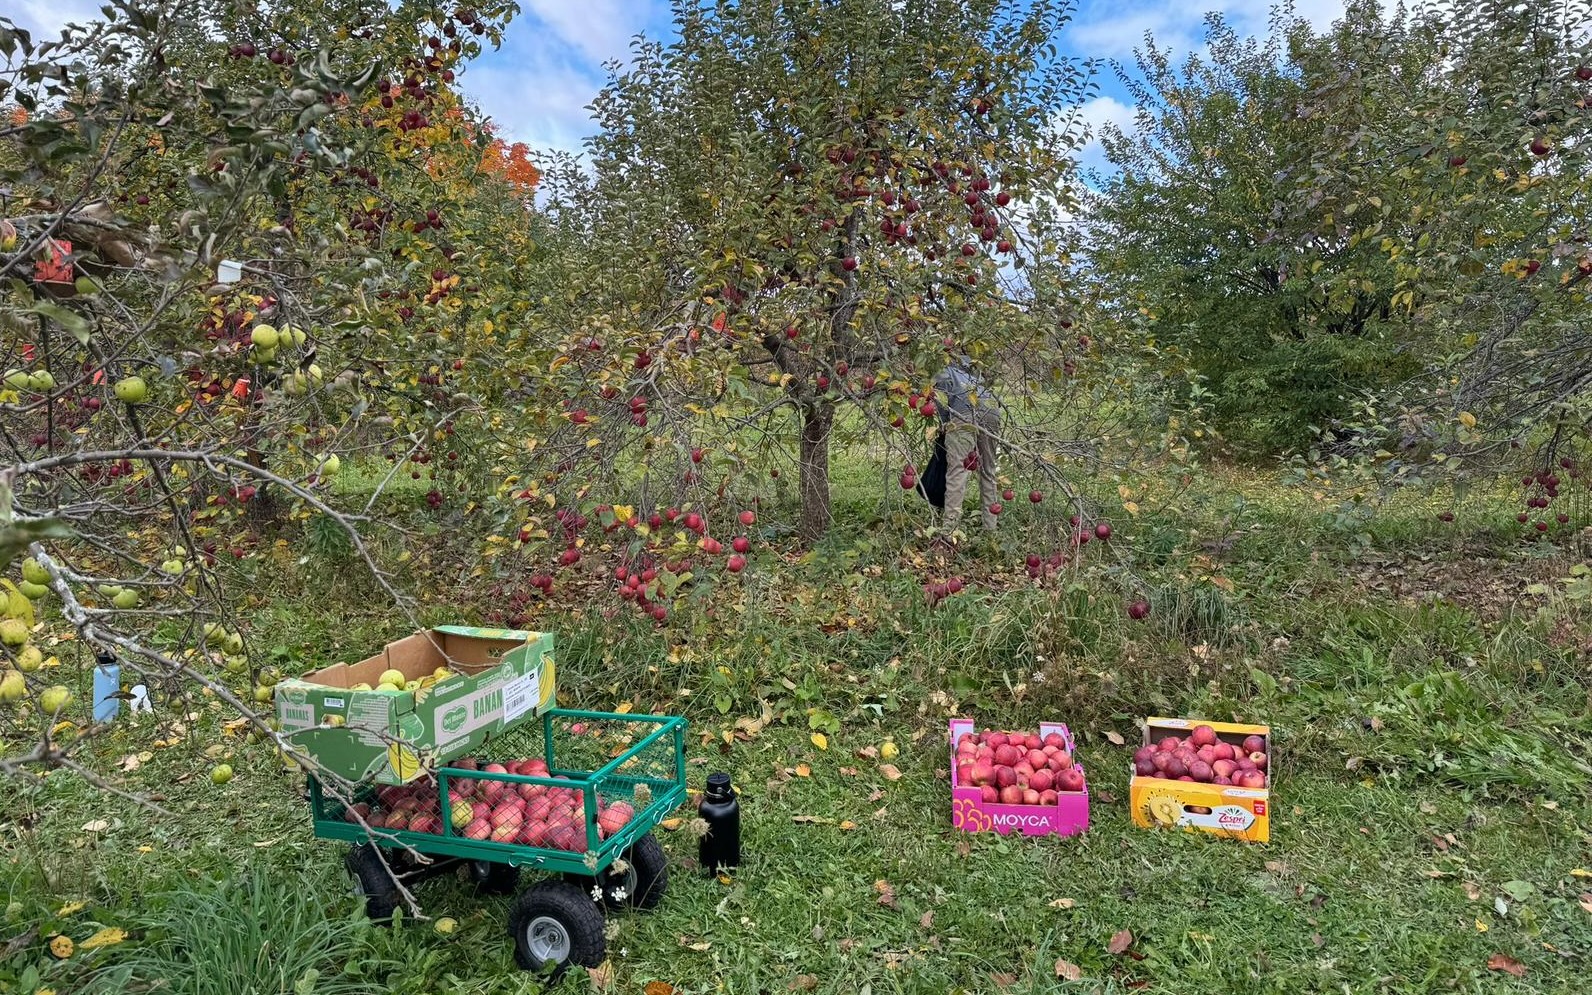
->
xmin=468 ymin=860 xmax=520 ymax=896
xmin=507 ymin=879 xmax=606 ymax=976
xmin=564 ymin=833 xmax=669 ymax=911
xmin=345 ymin=845 xmax=402 ymax=922
xmin=619 ymin=834 xmax=669 ymax=911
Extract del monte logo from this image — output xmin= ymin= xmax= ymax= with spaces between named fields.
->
xmin=441 ymin=705 xmax=467 ymax=733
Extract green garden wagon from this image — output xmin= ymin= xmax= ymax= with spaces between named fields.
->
xmin=306 ymin=708 xmax=688 ymax=976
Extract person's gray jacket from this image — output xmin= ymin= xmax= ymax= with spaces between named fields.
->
xmin=934 ymin=362 xmax=996 ymax=422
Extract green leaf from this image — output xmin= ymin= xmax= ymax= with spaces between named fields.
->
xmin=28 ymin=300 xmax=91 ymax=343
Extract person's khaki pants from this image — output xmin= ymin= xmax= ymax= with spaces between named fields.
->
xmin=942 ymin=407 xmax=1000 ymax=532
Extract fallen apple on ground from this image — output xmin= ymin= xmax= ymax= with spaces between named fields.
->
xmin=954 ymin=728 xmax=1085 ymax=804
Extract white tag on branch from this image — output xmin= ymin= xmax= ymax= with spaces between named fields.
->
xmin=129 ymin=685 xmax=152 ymax=714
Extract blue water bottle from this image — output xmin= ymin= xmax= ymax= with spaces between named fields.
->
xmin=92 ymin=651 xmax=121 ymax=723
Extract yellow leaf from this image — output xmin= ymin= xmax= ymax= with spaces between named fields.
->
xmin=659 ymin=817 xmax=683 ymax=831
xmin=1475 ymin=918 xmax=1488 ymax=932
xmin=612 ymin=506 xmax=634 ymax=525
xmin=1458 ymin=411 xmax=1477 ymax=428
xmin=433 ymin=917 xmax=458 ymax=935
xmin=811 ymin=733 xmax=829 ymax=751
xmin=78 ymin=927 xmax=127 ymax=950
xmin=56 ymin=901 xmax=86 ymax=917
xmin=1123 ymin=501 xmax=1140 ymax=516
xmin=838 ymin=820 xmax=858 ymax=831
xmin=482 ymin=320 xmax=494 ymax=335
xmin=1570 ymin=869 xmax=1590 ymax=878
xmin=795 ymin=764 xmax=811 ymax=777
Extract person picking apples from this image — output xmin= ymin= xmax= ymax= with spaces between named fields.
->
xmin=934 ymin=354 xmax=1001 ymax=535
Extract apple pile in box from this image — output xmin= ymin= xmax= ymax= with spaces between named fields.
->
xmin=1133 ymin=725 xmax=1268 ymax=788
xmin=339 ymin=757 xmax=634 ymax=851
xmin=955 ymin=729 xmax=1084 ymax=805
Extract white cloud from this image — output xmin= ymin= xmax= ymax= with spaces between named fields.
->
xmin=520 ymin=0 xmax=651 ymax=67
xmin=463 ymin=58 xmax=604 ymax=156
xmin=6 ymin=0 xmax=110 ymax=39
xmin=1069 ymin=0 xmax=1349 ymax=62
xmin=1073 ymin=95 xmax=1139 ymax=176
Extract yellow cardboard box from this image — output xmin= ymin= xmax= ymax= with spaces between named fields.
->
xmin=1129 ymin=717 xmax=1271 ymax=842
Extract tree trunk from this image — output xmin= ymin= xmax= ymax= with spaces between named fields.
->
xmin=798 ymin=401 xmax=834 ymax=542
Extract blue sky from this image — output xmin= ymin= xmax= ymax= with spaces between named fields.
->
xmin=462 ymin=0 xmax=1350 ymax=170
xmin=11 ymin=0 xmax=1348 ymax=169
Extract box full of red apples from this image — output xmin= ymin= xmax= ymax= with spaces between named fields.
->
xmin=1129 ymin=717 xmax=1271 ymax=842
xmin=949 ymin=719 xmax=1089 ymax=837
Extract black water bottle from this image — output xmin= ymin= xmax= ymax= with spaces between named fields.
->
xmin=698 ymin=772 xmax=741 ymax=874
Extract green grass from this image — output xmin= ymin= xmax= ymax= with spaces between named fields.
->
xmin=4 ymin=464 xmax=1591 ymax=993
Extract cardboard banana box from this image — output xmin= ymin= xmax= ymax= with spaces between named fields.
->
xmin=275 ymin=626 xmax=554 ymax=785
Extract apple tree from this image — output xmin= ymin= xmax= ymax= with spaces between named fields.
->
xmin=517 ymin=0 xmax=1098 ymax=551
xmin=0 ymin=0 xmax=534 ymax=796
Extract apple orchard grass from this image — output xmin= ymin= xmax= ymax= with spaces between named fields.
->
xmin=5 ymin=468 xmax=1592 ymax=993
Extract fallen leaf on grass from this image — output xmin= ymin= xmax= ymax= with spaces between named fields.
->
xmin=1054 ymin=959 xmax=1082 ymax=981
xmin=811 ymin=733 xmax=828 ymax=750
xmin=1107 ymin=929 xmax=1134 ymax=955
xmin=838 ymin=820 xmax=858 ymax=831
xmin=1570 ymin=868 xmax=1590 ymax=879
xmin=77 ymin=927 xmax=127 ymax=951
xmin=867 ymin=788 xmax=885 ymax=802
xmin=56 ymin=902 xmax=86 ymax=917
xmin=586 ymin=960 xmax=616 ymax=989
xmin=1474 ymin=918 xmax=1488 ymax=933
xmin=251 ymin=839 xmax=279 ymax=848
xmin=879 ymin=764 xmax=902 ymax=781
xmin=1419 ymin=801 xmax=1437 ymax=815
xmin=1577 ymin=893 xmax=1592 ymax=915
xmin=1047 ymin=897 xmax=1076 ymax=909
xmin=659 ymin=817 xmax=683 ymax=831
xmin=955 ymin=838 xmax=972 ymax=858
xmin=795 ymin=764 xmax=811 ymax=778
xmin=990 ymin=972 xmax=1017 ymax=988
xmin=855 ymin=745 xmax=878 ymax=759
xmin=1486 ymin=954 xmax=1526 ymax=977
xmin=1103 ymin=730 xmax=1125 ymax=746
xmin=644 ymin=982 xmax=676 ymax=995
xmin=788 ymin=976 xmax=818 ymax=992
xmin=838 ymin=766 xmax=859 ymax=776
xmin=919 ymin=911 xmax=934 ymax=929
xmin=1264 ymin=861 xmax=1291 ymax=876
xmin=118 ymin=754 xmax=141 ymax=772
xmin=792 ymin=815 xmax=834 ymax=825
xmin=874 ymin=880 xmax=898 ymax=909
xmin=1463 ymin=882 xmax=1481 ymax=900
xmin=81 ymin=820 xmax=109 ymax=833
xmin=678 ymin=936 xmax=711 ymax=951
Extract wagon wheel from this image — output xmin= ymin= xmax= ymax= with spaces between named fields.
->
xmin=564 ymin=833 xmax=669 ymax=911
xmin=345 ymin=844 xmax=402 ymax=922
xmin=507 ymin=879 xmax=606 ymax=976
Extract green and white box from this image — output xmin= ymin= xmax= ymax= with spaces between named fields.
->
xmin=275 ymin=626 xmax=555 ymax=785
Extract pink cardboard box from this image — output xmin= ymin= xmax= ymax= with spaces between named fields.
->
xmin=949 ymin=718 xmax=1090 ymax=837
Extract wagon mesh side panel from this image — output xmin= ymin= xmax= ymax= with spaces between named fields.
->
xmin=311 ymin=711 xmax=686 ymax=867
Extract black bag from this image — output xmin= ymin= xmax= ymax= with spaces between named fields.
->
xmin=918 ymin=430 xmax=948 ymax=508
